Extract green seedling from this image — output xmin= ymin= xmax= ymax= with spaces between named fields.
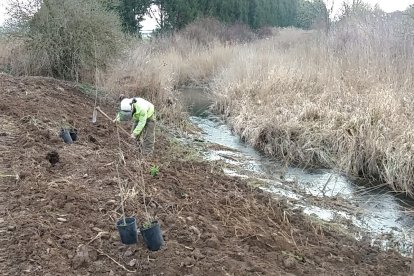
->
xmin=142 ymin=220 xmax=155 ymax=230
xmin=150 ymin=165 xmax=159 ymax=177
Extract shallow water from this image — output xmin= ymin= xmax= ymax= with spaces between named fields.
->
xmin=180 ymin=87 xmax=414 ymax=255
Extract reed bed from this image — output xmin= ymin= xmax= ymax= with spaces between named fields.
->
xmin=212 ymin=17 xmax=414 ymax=195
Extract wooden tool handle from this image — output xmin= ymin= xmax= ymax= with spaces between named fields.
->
xmin=96 ymin=106 xmax=131 ymax=137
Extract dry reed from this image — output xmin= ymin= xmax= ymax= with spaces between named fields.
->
xmin=212 ymin=17 xmax=414 ymax=195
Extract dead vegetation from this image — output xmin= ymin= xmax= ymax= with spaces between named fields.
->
xmin=1 ymin=0 xmax=125 ymax=82
xmin=212 ymin=13 xmax=414 ymax=195
xmin=98 ymin=12 xmax=414 ymax=195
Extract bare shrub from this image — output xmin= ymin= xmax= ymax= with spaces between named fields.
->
xmin=6 ymin=0 xmax=125 ymax=82
xmin=223 ymin=22 xmax=256 ymax=43
xmin=181 ymin=17 xmax=224 ymax=45
xmin=0 ymin=39 xmax=13 ymax=72
xmin=181 ymin=17 xmax=256 ymax=46
xmin=256 ymin=26 xmax=275 ymax=39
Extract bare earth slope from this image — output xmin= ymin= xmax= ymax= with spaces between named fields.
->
xmin=0 ymin=74 xmax=410 ymax=275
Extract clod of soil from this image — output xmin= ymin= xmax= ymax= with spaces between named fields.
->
xmin=88 ymin=135 xmax=97 ymax=143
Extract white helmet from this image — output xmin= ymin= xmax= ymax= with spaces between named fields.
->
xmin=120 ymin=98 xmax=133 ymax=112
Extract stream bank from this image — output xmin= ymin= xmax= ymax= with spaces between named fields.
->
xmin=180 ymin=87 xmax=414 ymax=256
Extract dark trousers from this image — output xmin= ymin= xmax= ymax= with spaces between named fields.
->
xmin=132 ymin=117 xmax=155 ymax=155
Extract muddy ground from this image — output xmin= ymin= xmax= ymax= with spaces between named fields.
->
xmin=0 ymin=74 xmax=411 ymax=275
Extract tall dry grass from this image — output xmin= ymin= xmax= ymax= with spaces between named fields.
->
xmin=212 ymin=14 xmax=414 ymax=195
xmin=105 ymin=14 xmax=414 ymax=195
xmin=0 ymin=39 xmax=14 ymax=72
xmin=102 ymin=18 xmax=256 ymax=115
xmin=102 ymin=34 xmax=236 ymax=124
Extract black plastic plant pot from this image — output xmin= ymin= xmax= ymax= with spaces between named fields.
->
xmin=140 ymin=221 xmax=164 ymax=251
xmin=69 ymin=128 xmax=78 ymax=142
xmin=59 ymin=128 xmax=73 ymax=144
xmin=116 ymin=217 xmax=138 ymax=245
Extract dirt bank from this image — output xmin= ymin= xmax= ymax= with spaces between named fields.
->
xmin=0 ymin=74 xmax=411 ymax=275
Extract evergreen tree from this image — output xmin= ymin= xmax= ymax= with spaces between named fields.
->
xmin=102 ymin=0 xmax=315 ymax=33
xmin=100 ymin=0 xmax=151 ymax=34
xmin=296 ymin=0 xmax=329 ymax=30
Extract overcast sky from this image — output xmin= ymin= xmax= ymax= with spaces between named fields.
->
xmin=1 ymin=1 xmax=413 ymax=28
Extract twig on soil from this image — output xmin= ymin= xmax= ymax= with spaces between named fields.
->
xmin=278 ymin=230 xmax=295 ymax=246
xmin=103 ymin=162 xmax=114 ymax=167
xmin=88 ymin=231 xmax=109 ymax=245
xmin=221 ymin=267 xmax=234 ymax=276
xmin=267 ymin=216 xmax=280 ymax=229
xmin=282 ymin=210 xmax=290 ymax=226
xmin=290 ymin=228 xmax=298 ymax=249
xmin=240 ymin=235 xmax=258 ymax=242
xmin=310 ymin=220 xmax=325 ymax=241
xmin=96 ymin=249 xmax=136 ymax=273
xmin=0 ymin=173 xmax=19 ymax=180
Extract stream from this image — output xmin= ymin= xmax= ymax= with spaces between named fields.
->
xmin=180 ymin=87 xmax=414 ymax=256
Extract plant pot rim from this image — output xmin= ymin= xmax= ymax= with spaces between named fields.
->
xmin=116 ymin=217 xmax=137 ymax=227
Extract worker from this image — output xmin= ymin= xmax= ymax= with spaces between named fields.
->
xmin=114 ymin=95 xmax=156 ymax=155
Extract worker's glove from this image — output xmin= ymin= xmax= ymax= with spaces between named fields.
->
xmin=130 ymin=133 xmax=136 ymax=139
xmin=113 ymin=119 xmax=117 ymax=123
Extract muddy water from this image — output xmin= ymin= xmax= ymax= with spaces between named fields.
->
xmin=180 ymin=87 xmax=414 ymax=255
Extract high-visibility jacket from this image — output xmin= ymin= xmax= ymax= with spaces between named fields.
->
xmin=131 ymin=98 xmax=155 ymax=137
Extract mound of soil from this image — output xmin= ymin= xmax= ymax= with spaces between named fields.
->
xmin=0 ymin=74 xmax=411 ymax=275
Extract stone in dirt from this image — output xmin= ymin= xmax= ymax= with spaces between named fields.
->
xmin=72 ymin=244 xmax=96 ymax=269
xmin=123 ymin=247 xmax=135 ymax=257
xmin=7 ymin=225 xmax=16 ymax=231
xmin=206 ymin=236 xmax=220 ymax=249
xmin=181 ymin=256 xmax=194 ymax=267
xmin=72 ymin=245 xmax=90 ymax=269
xmin=128 ymin=259 xmax=137 ymax=267
xmin=191 ymin=248 xmax=205 ymax=260
xmin=92 ymin=261 xmax=107 ymax=273
xmin=283 ymin=257 xmax=297 ymax=269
